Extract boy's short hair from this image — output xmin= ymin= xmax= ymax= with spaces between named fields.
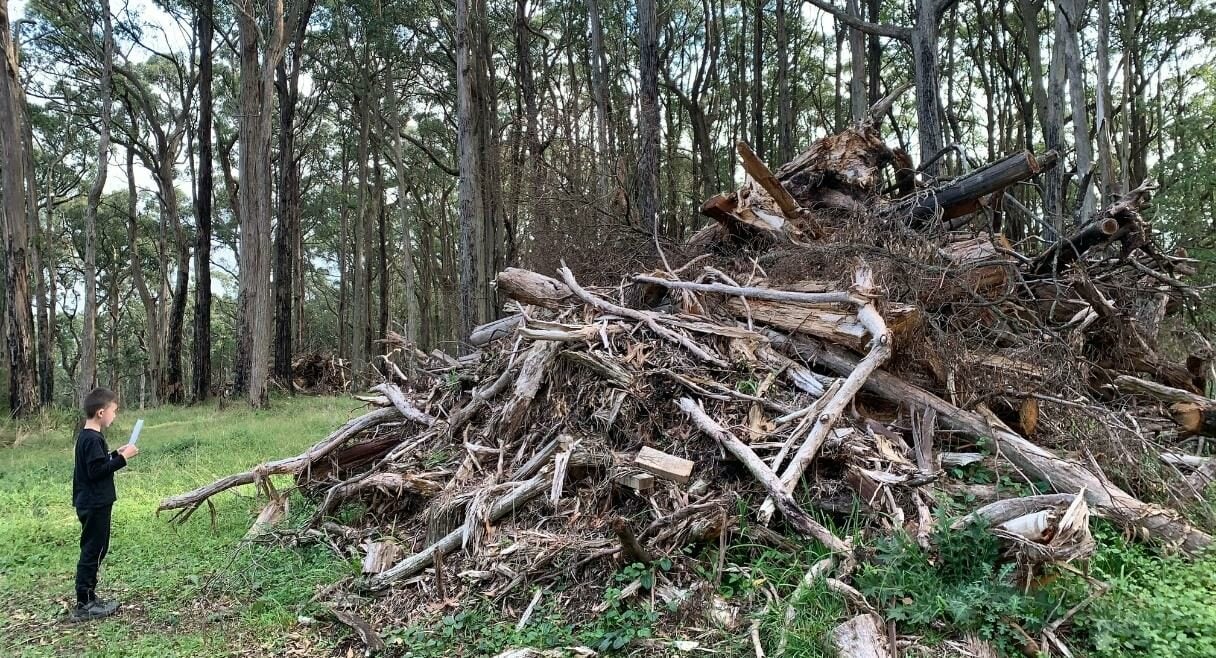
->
xmin=83 ymin=388 xmax=119 ymax=419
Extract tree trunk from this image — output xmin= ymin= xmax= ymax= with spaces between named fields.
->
xmin=587 ymin=0 xmax=612 ymax=197
xmin=274 ymin=56 xmax=296 ymax=388
xmin=1095 ymin=0 xmax=1114 ymax=203
xmin=235 ymin=0 xmax=288 ymax=408
xmin=1021 ymin=0 xmax=1049 ymax=146
xmin=847 ymin=0 xmax=866 ymax=121
xmin=26 ymin=102 xmax=50 ymax=406
xmin=273 ymin=3 xmax=312 ymax=390
xmin=910 ymin=0 xmax=944 ymax=175
xmin=192 ymin=0 xmax=214 ymax=403
xmin=866 ymin=0 xmax=881 ymax=105
xmin=751 ymin=0 xmax=764 ymax=157
xmin=126 ymin=146 xmax=161 ymax=407
xmin=163 ymin=157 xmax=190 ymax=404
xmin=386 ymin=70 xmax=419 ymax=348
xmin=79 ymin=0 xmax=115 ymax=404
xmin=0 ymin=0 xmax=37 ymax=417
xmin=636 ymin=0 xmax=660 ymax=237
xmin=457 ymin=0 xmax=493 ymax=342
xmin=1044 ymin=0 xmax=1067 ymax=238
xmin=776 ymin=0 xmax=792 ymax=162
xmin=1064 ymin=0 xmax=1092 ymax=222
xmin=375 ymin=149 xmax=388 ymax=348
xmin=338 ymin=135 xmax=349 ymax=361
xmin=352 ymin=79 xmax=371 ymax=383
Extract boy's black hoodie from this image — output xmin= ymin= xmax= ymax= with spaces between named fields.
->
xmin=72 ymin=428 xmax=127 ymax=509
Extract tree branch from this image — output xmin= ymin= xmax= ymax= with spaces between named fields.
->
xmin=801 ymin=0 xmax=910 ymax=40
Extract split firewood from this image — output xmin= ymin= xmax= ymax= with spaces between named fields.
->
xmin=470 ymin=313 xmax=524 ymax=346
xmin=991 ymin=493 xmax=1096 ymax=566
xmin=736 ymin=141 xmax=821 ymax=238
xmin=613 ymin=471 xmax=655 ymax=493
xmin=245 ymin=496 xmax=289 ymax=539
xmin=934 ymin=233 xmax=1017 ymax=300
xmin=939 ymin=452 xmax=986 ymax=468
xmin=634 ymin=446 xmax=695 ymax=484
xmin=493 ymin=340 xmax=562 ymax=441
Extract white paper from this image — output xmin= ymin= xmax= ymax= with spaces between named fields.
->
xmin=129 ymin=418 xmax=145 ymax=445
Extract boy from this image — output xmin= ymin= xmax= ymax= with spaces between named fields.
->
xmin=70 ymin=388 xmax=138 ymax=622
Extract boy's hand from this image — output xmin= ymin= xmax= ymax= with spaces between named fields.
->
xmin=118 ymin=444 xmax=139 ymax=459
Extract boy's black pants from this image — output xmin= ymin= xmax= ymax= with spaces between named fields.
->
xmin=75 ymin=504 xmax=112 ymax=605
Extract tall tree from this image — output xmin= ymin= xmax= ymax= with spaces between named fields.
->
xmin=587 ymin=0 xmax=612 ymax=197
xmin=235 ymin=0 xmax=292 ymax=407
xmin=113 ymin=50 xmax=197 ymax=403
xmin=192 ymin=0 xmax=215 ymax=402
xmin=750 ymin=0 xmax=764 ymax=156
xmin=385 ymin=65 xmax=419 ymax=348
xmin=455 ymin=0 xmax=496 ymax=342
xmin=273 ymin=0 xmax=316 ymax=387
xmin=636 ymin=0 xmax=660 ymax=236
xmin=1095 ymin=0 xmax=1114 ymax=203
xmin=79 ymin=0 xmax=115 ymax=403
xmin=847 ymin=0 xmax=866 ymax=121
xmin=1062 ymin=0 xmax=1093 ymax=221
xmin=0 ymin=0 xmax=39 ymax=417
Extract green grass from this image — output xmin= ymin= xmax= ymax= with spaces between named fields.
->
xmin=0 ymin=395 xmax=363 ymax=657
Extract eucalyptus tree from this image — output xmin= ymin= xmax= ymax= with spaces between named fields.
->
xmin=0 ymin=0 xmax=39 ymax=417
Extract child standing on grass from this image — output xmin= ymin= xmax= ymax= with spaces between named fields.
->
xmin=70 ymin=388 xmax=138 ymax=622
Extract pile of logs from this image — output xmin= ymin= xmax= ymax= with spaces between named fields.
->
xmin=291 ymin=352 xmax=351 ymax=394
xmin=162 ymin=107 xmax=1214 ymax=657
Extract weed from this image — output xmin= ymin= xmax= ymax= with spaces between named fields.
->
xmin=855 ymin=514 xmax=1085 ymax=655
xmin=1073 ymin=522 xmax=1216 ymax=658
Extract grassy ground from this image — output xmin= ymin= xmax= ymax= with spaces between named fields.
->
xmin=0 ymin=395 xmax=363 ymax=658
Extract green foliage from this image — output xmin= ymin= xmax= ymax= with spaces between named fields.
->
xmin=855 ymin=517 xmax=1082 ymax=655
xmin=578 ymin=560 xmax=671 ymax=652
xmin=1074 ymin=523 xmax=1216 ymax=658
xmin=385 ymin=604 xmax=579 ymax=658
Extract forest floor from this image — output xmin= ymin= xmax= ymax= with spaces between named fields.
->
xmin=2 ymin=395 xmax=1215 ymax=657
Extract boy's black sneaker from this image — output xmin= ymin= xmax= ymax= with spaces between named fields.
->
xmin=67 ymin=598 xmax=120 ymax=623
